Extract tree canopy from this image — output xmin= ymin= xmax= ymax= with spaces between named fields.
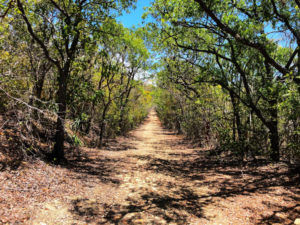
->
xmin=0 ymin=0 xmax=299 ymax=162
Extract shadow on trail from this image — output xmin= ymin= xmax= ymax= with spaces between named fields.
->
xmin=64 ymin=150 xmax=125 ymax=185
xmin=63 ymin=113 xmax=299 ymax=225
xmin=141 ymin=152 xmax=299 ymax=224
xmin=69 ymin=186 xmax=210 ymax=224
xmin=145 ymin=155 xmax=299 ymax=192
xmin=105 ymin=187 xmax=207 ymax=224
xmin=103 ymin=138 xmax=138 ymax=151
xmin=254 ymin=202 xmax=300 ymax=225
xmin=67 ymin=144 xmax=299 ymax=224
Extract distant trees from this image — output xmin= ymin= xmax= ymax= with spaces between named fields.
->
xmin=147 ymin=0 xmax=299 ymax=161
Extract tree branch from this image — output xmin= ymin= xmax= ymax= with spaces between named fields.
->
xmin=16 ymin=0 xmax=60 ymax=67
xmin=0 ymin=0 xmax=13 ymax=18
xmin=193 ymin=0 xmax=289 ymax=75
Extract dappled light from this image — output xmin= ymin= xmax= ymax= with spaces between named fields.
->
xmin=2 ymin=112 xmax=298 ymax=224
xmin=1 ymin=0 xmax=299 ymax=224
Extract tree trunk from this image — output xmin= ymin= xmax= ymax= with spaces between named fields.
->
xmin=29 ymin=64 xmax=50 ymax=120
xmin=118 ymin=87 xmax=133 ymax=134
xmin=30 ymin=73 xmax=46 ymax=104
xmin=35 ymin=72 xmax=46 ymax=100
xmin=229 ymin=90 xmax=242 ymax=141
xmin=52 ymin=68 xmax=68 ymax=161
xmin=99 ymin=120 xmax=106 ymax=148
xmin=98 ymin=104 xmax=109 ymax=148
xmin=85 ymin=116 xmax=92 ymax=134
xmin=84 ymin=101 xmax=96 ymax=134
xmin=269 ymin=123 xmax=280 ymax=162
xmin=297 ymin=41 xmax=300 ymax=94
xmin=267 ymin=106 xmax=280 ymax=162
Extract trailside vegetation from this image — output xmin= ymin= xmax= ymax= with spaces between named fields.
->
xmin=146 ymin=0 xmax=300 ymax=162
xmin=0 ymin=0 xmax=299 ymax=165
xmin=0 ymin=0 xmax=152 ymax=163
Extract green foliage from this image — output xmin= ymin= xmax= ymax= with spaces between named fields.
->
xmin=71 ymin=135 xmax=82 ymax=147
xmin=0 ymin=0 xmax=153 ymax=157
xmin=147 ymin=0 xmax=300 ymax=161
xmin=1 ymin=0 xmax=299 ymax=163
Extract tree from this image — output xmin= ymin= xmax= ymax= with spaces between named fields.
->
xmin=146 ymin=0 xmax=299 ymax=161
xmin=15 ymin=0 xmax=136 ymax=161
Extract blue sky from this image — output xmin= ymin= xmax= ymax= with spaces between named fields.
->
xmin=117 ymin=0 xmax=153 ymax=28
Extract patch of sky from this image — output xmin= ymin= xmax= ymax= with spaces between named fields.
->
xmin=117 ymin=0 xmax=153 ymax=28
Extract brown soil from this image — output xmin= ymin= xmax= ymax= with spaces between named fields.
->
xmin=0 ymin=111 xmax=299 ymax=224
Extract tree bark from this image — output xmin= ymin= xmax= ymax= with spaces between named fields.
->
xmin=98 ymin=104 xmax=109 ymax=148
xmin=118 ymin=87 xmax=133 ymax=134
xmin=29 ymin=67 xmax=48 ymax=104
xmin=268 ymin=120 xmax=280 ymax=161
xmin=297 ymin=41 xmax=300 ymax=94
xmin=267 ymin=102 xmax=280 ymax=161
xmin=52 ymin=68 xmax=68 ymax=161
xmin=229 ymin=90 xmax=242 ymax=141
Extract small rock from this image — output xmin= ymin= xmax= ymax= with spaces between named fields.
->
xmin=120 ymin=213 xmax=137 ymax=223
xmin=112 ymin=213 xmax=123 ymax=221
xmin=294 ymin=218 xmax=300 ymax=225
xmin=275 ymin=212 xmax=287 ymax=219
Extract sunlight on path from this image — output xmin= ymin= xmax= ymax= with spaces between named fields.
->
xmin=31 ymin=110 xmax=300 ymax=225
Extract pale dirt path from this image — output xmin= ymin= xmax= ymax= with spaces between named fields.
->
xmin=28 ymin=111 xmax=299 ymax=225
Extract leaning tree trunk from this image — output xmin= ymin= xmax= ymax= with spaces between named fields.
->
xmin=119 ymin=87 xmax=133 ymax=134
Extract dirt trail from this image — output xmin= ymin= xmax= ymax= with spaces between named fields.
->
xmin=1 ymin=111 xmax=299 ymax=224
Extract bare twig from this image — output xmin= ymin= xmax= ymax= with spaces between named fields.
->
xmin=0 ymin=86 xmax=59 ymax=119
xmin=0 ymin=120 xmax=10 ymax=130
xmin=0 ymin=0 xmax=14 ymax=19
